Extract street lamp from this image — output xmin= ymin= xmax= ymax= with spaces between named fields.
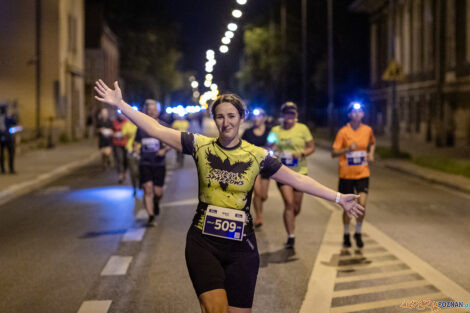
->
xmin=219 ymin=45 xmax=229 ymax=53
xmin=225 ymin=31 xmax=234 ymax=39
xmin=228 ymin=23 xmax=238 ymax=31
xmin=191 ymin=81 xmax=199 ymax=89
xmin=221 ymin=37 xmax=231 ymax=45
xmin=206 ymin=49 xmax=215 ymax=59
xmin=211 ymin=83 xmax=218 ymax=91
xmin=204 ymin=80 xmax=211 ymax=88
xmin=232 ymin=9 xmax=242 ymax=18
xmin=205 ymin=74 xmax=213 ymax=81
xmin=236 ymin=0 xmax=247 ymax=5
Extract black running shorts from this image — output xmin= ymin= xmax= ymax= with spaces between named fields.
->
xmin=185 ymin=226 xmax=260 ymax=308
xmin=338 ymin=177 xmax=369 ymax=194
xmin=139 ymin=165 xmax=166 ymax=187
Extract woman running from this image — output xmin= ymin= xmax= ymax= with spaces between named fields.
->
xmin=94 ymin=80 xmax=363 ymax=313
xmin=268 ymin=102 xmax=315 ymax=249
xmin=332 ymin=102 xmax=375 ymax=248
xmin=241 ymin=109 xmax=271 ymax=227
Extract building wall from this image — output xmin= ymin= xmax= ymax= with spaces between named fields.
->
xmin=0 ymin=0 xmax=84 ymax=141
xmin=363 ymin=0 xmax=470 ymax=147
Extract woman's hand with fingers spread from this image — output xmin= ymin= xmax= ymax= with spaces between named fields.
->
xmin=339 ymin=194 xmax=365 ymax=218
xmin=94 ymin=80 xmax=123 ymax=108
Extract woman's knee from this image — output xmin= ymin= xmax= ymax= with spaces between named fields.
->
xmin=199 ymin=290 xmax=228 ymax=313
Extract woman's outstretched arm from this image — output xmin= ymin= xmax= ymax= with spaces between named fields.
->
xmin=94 ymin=80 xmax=183 ymax=151
xmin=271 ymin=165 xmax=364 ymax=218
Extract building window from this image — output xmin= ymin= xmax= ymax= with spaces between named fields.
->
xmin=446 ymin=0 xmax=456 ymax=69
xmin=412 ymin=0 xmax=422 ymax=74
xmin=423 ymin=0 xmax=434 ymax=71
xmin=68 ymin=14 xmax=77 ymax=53
xmin=466 ymin=0 xmax=470 ymax=62
xmin=371 ymin=23 xmax=377 ymax=84
xmin=403 ymin=2 xmax=411 ymax=74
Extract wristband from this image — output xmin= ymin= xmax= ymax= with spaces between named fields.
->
xmin=335 ymin=192 xmax=341 ymax=204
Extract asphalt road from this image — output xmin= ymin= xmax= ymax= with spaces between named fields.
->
xmin=0 ymin=148 xmax=468 ymax=313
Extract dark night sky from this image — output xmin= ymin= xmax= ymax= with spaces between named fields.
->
xmin=160 ymin=0 xmax=273 ymax=87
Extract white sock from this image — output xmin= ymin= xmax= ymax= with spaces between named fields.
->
xmin=355 ymin=222 xmax=363 ymax=234
xmin=344 ymin=224 xmax=350 ymax=235
xmin=288 ymin=234 xmax=295 ymax=239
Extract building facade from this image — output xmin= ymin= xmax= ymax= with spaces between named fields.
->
xmin=0 ymin=0 xmax=85 ymax=141
xmin=85 ymin=1 xmax=120 ymax=119
xmin=352 ymin=0 xmax=470 ymax=147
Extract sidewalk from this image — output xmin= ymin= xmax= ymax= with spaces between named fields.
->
xmin=315 ymin=136 xmax=470 ymax=194
xmin=0 ymin=139 xmax=100 ymax=206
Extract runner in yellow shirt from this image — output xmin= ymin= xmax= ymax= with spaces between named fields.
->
xmin=332 ymin=102 xmax=376 ymax=248
xmin=122 ymin=119 xmax=139 ymax=196
xmin=269 ymin=102 xmax=315 ymax=249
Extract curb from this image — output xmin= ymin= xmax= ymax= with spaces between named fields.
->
xmin=0 ymin=152 xmax=100 ymax=207
xmin=383 ymin=162 xmax=470 ymax=195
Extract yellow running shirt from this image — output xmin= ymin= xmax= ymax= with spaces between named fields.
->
xmin=121 ymin=121 xmax=138 ymax=152
xmin=181 ymin=132 xmax=282 ymax=233
xmin=172 ymin=119 xmax=190 ymax=132
xmin=268 ymin=123 xmax=313 ymax=175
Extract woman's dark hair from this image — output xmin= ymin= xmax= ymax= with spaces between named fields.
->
xmin=211 ymin=94 xmax=246 ymax=119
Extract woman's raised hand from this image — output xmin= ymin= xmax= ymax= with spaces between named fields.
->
xmin=339 ymin=194 xmax=365 ymax=219
xmin=94 ymin=80 xmax=123 ymax=108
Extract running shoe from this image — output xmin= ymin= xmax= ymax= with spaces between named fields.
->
xmin=146 ymin=215 xmax=156 ymax=227
xmin=254 ymin=221 xmax=263 ymax=228
xmin=343 ymin=234 xmax=352 ymax=248
xmin=285 ymin=237 xmax=295 ymax=249
xmin=353 ymin=233 xmax=364 ymax=248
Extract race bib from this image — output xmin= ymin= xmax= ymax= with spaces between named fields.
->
xmin=202 ymin=205 xmax=245 ymax=241
xmin=101 ymin=128 xmax=113 ymax=137
xmin=280 ymin=152 xmax=298 ymax=167
xmin=346 ymin=150 xmax=367 ymax=166
xmin=113 ymin=131 xmax=122 ymax=139
xmin=142 ymin=138 xmax=160 ymax=152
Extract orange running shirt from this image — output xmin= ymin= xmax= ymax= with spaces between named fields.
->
xmin=332 ymin=123 xmax=375 ymax=179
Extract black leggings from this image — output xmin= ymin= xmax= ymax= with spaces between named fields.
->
xmin=0 ymin=140 xmax=15 ymax=173
xmin=185 ymin=226 xmax=259 ymax=308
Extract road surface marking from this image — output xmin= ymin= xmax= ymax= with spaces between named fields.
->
xmin=335 ymin=269 xmax=415 ymax=283
xmin=136 ymin=209 xmax=148 ymax=219
xmin=298 ymin=209 xmax=342 ymax=313
xmin=101 ymin=256 xmax=133 ymax=276
xmin=337 ymin=259 xmax=404 ymax=271
xmin=332 ymin=279 xmax=430 ymax=297
xmin=329 ymin=292 xmax=444 ymax=313
xmin=77 ymin=300 xmax=112 ymax=313
xmin=337 ymin=251 xmax=392 ymax=261
xmin=161 ymin=198 xmax=199 ymax=208
xmin=300 ymin=198 xmax=470 ymax=312
xmin=122 ymin=228 xmax=146 ymax=242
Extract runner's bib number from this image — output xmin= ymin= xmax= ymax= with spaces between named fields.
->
xmin=280 ymin=152 xmax=298 ymax=167
xmin=101 ymin=128 xmax=112 ymax=137
xmin=346 ymin=151 xmax=367 ymax=166
xmin=114 ymin=131 xmax=122 ymax=139
xmin=202 ymin=205 xmax=245 ymax=241
xmin=142 ymin=138 xmax=160 ymax=152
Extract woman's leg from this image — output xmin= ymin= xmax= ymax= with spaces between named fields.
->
xmin=292 ymin=189 xmax=304 ymax=217
xmin=279 ymin=185 xmax=296 ymax=236
xmin=199 ymin=289 xmax=229 ymax=313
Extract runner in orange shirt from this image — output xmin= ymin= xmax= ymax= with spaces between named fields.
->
xmin=332 ymin=102 xmax=375 ymax=248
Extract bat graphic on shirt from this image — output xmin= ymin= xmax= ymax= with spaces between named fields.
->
xmin=206 ymin=151 xmax=253 ymax=191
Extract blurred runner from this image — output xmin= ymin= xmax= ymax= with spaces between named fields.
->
xmin=0 ymin=103 xmax=17 ymax=174
xmin=96 ymin=107 xmax=113 ymax=170
xmin=112 ymin=111 xmax=128 ymax=184
xmin=242 ymin=108 xmax=271 ymax=228
xmin=269 ymin=102 xmax=315 ymax=249
xmin=171 ymin=115 xmax=190 ymax=167
xmin=332 ymin=102 xmax=375 ymax=248
xmin=122 ymin=118 xmax=139 ymax=196
xmin=134 ymin=99 xmax=171 ymax=226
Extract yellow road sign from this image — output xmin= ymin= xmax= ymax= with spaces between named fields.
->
xmin=382 ymin=60 xmax=405 ymax=81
